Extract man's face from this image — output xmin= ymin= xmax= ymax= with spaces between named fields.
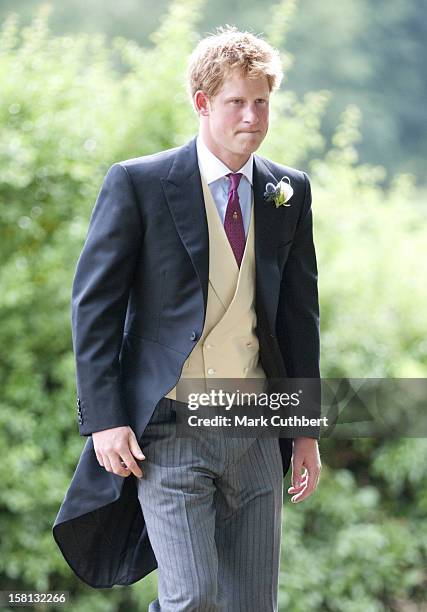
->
xmin=196 ymin=69 xmax=270 ymax=169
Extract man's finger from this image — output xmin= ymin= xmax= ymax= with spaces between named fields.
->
xmin=290 ymin=467 xmax=320 ymax=503
xmin=109 ymin=453 xmax=132 ymax=477
xmin=288 ymin=470 xmax=308 ymax=489
xmin=292 ymin=487 xmax=315 ymax=503
xmin=287 ymin=475 xmax=308 ymax=492
xmin=291 ymin=483 xmax=315 ymax=502
xmin=103 ymin=455 xmax=114 ymax=474
xmin=120 ymin=450 xmax=143 ymax=479
xmin=291 ymin=464 xmax=306 ymax=488
xmin=128 ymin=430 xmax=145 ymax=461
xmin=95 ymin=450 xmax=105 ymax=468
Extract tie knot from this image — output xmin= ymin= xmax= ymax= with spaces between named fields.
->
xmin=227 ymin=172 xmax=242 ymax=192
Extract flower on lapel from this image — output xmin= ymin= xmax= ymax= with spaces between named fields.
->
xmin=263 ymin=176 xmax=293 ymax=208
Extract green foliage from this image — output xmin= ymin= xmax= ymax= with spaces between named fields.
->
xmin=1 ymin=0 xmax=425 ymax=184
xmin=0 ymin=1 xmax=425 ymax=610
xmin=280 ymin=446 xmax=427 ymax=610
xmin=309 ymin=106 xmax=427 ymax=378
xmin=280 ymin=0 xmax=427 ymax=182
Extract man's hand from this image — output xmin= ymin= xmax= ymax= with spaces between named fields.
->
xmin=92 ymin=426 xmax=145 ymax=479
xmin=287 ymin=437 xmax=321 ymax=503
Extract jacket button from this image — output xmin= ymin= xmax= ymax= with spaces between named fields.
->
xmin=190 ymin=331 xmax=197 ymax=341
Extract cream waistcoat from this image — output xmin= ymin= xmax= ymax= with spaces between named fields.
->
xmin=165 ymin=174 xmax=266 ymax=401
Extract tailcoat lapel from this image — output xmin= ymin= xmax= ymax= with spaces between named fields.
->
xmin=253 ymin=154 xmax=284 ymax=333
xmin=161 ymin=137 xmax=209 ymax=321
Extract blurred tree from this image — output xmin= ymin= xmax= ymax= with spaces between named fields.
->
xmin=284 ymin=0 xmax=427 ymax=183
xmin=0 ymin=0 xmax=425 ymax=184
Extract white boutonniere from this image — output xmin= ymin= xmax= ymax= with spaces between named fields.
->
xmin=263 ymin=176 xmax=293 ymax=208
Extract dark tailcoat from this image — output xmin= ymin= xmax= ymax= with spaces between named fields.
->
xmin=52 ymin=135 xmax=320 ymax=588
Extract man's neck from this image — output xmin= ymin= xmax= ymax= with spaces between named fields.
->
xmin=198 ymin=131 xmax=251 ymax=172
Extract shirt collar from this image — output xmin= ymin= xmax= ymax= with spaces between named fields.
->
xmin=196 ymin=133 xmax=253 ymax=186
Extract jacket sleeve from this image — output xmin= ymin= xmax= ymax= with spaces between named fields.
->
xmin=276 ymin=172 xmax=321 ymax=438
xmin=71 ymin=163 xmax=142 ymax=436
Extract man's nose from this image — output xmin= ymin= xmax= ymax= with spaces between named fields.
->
xmin=243 ymin=104 xmax=260 ymax=123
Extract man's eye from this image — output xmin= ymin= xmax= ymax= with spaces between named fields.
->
xmin=232 ymin=99 xmax=243 ymax=104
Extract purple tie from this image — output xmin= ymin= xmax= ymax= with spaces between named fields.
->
xmin=224 ymin=172 xmax=246 ymax=267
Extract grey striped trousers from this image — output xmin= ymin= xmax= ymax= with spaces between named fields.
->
xmin=137 ymin=397 xmax=283 ymax=612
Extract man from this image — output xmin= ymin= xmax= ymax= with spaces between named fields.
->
xmin=53 ymin=26 xmax=321 ymax=611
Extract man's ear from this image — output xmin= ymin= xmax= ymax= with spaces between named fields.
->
xmin=194 ymin=90 xmax=210 ymax=116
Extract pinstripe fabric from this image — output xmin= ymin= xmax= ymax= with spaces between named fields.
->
xmin=136 ymin=397 xmax=283 ymax=611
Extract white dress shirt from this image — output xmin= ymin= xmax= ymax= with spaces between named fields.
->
xmin=196 ymin=134 xmax=253 ymax=238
